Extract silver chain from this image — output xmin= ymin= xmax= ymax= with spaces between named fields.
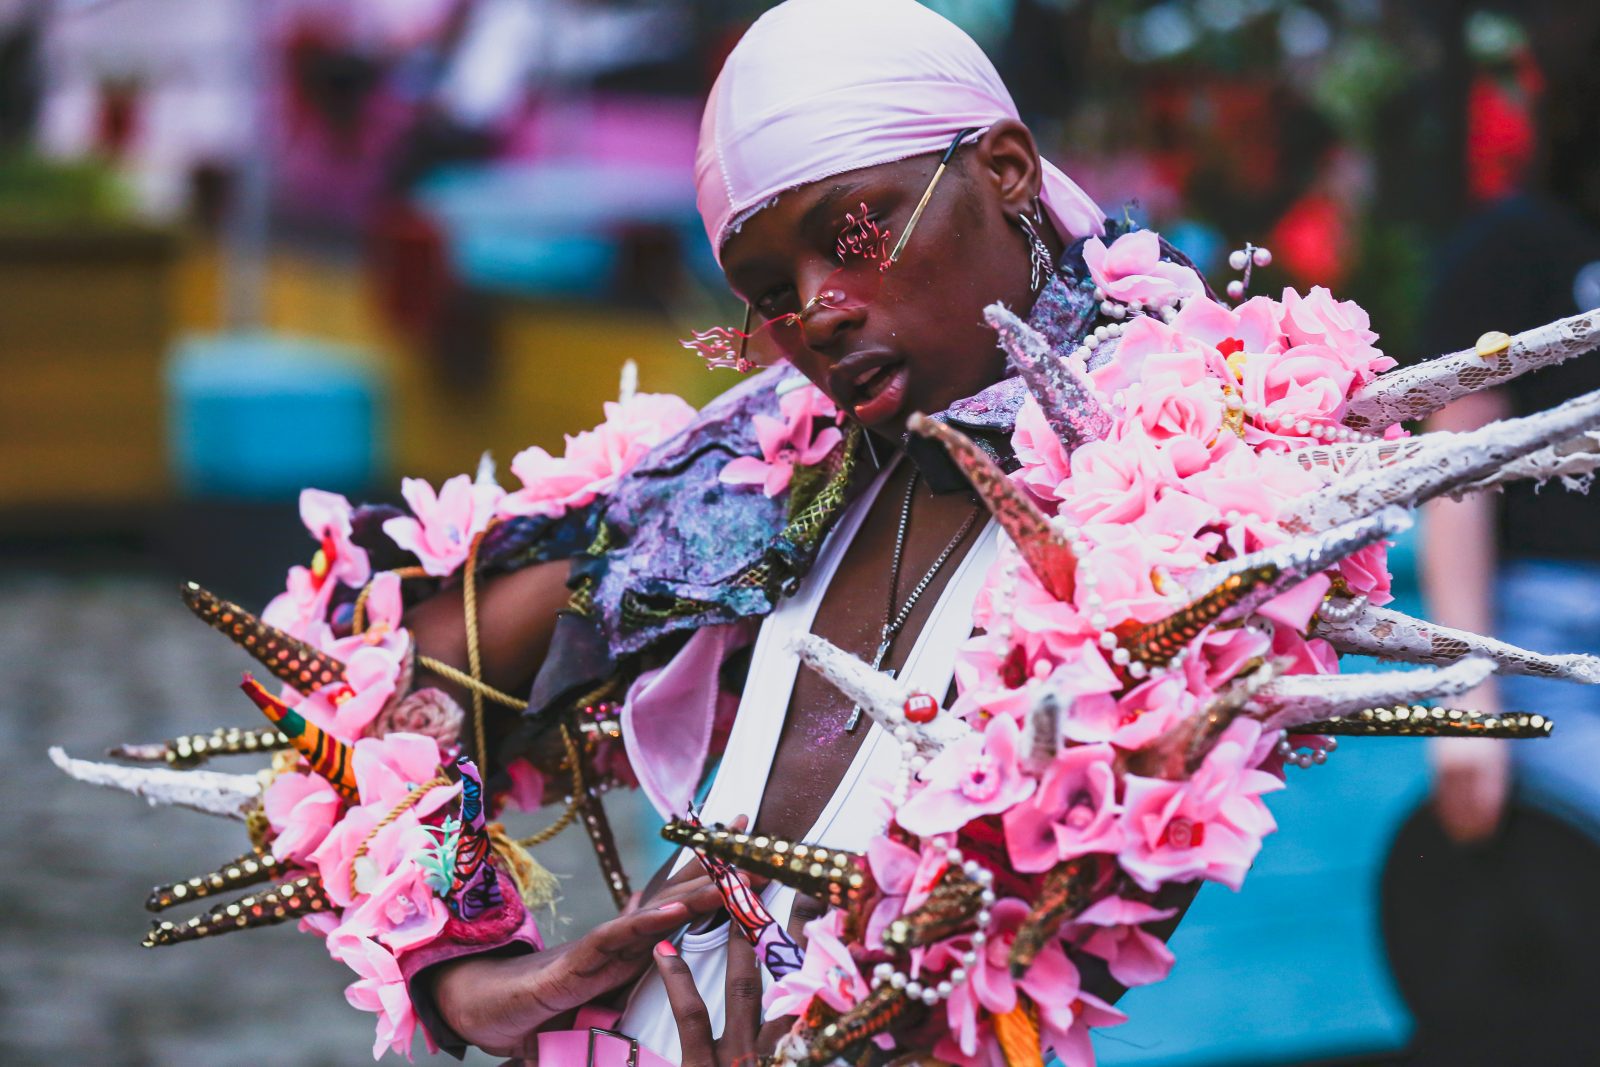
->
xmin=882 ymin=470 xmax=982 ymax=653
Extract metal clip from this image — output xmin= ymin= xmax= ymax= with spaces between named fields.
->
xmin=586 ymin=1027 xmax=639 ymax=1067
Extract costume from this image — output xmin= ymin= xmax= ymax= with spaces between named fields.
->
xmin=52 ymin=1 xmax=1600 ymax=1064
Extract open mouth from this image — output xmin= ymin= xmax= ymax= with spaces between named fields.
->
xmin=848 ymin=360 xmax=909 ymax=425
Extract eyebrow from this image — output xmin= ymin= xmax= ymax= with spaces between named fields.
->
xmin=799 ymin=180 xmax=867 ymax=237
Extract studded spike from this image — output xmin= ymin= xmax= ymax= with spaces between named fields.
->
xmin=796 ymin=983 xmax=922 ymax=1066
xmin=881 ymin=868 xmax=985 ymax=952
xmin=660 ymin=820 xmax=874 ymax=911
xmin=110 ymin=726 xmax=290 ymax=769
xmin=1296 ymin=704 xmax=1552 ymax=739
xmin=1009 ymin=856 xmax=1107 ymax=979
xmin=908 ymin=412 xmax=1077 ymax=600
xmin=146 ymin=849 xmax=282 ymax=912
xmin=181 ymin=582 xmax=346 ymax=696
xmin=1126 ymin=565 xmax=1280 ymax=667
xmin=142 ymin=875 xmax=330 ymax=948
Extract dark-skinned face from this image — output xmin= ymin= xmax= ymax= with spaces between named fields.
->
xmin=717 ymin=121 xmax=1058 ymax=436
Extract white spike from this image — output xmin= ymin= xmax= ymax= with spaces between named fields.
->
xmin=1343 ymin=309 xmax=1600 ymax=431
xmin=790 ymin=634 xmax=971 ymax=755
xmin=474 ymin=450 xmax=497 ymax=489
xmin=618 ymin=358 xmax=639 ymax=403
xmin=1253 ymin=658 xmax=1496 ymax=731
xmin=985 ymin=303 xmax=1113 ymax=451
xmin=1446 ymin=430 xmax=1600 ymax=499
xmin=1021 ymin=689 xmax=1061 ymax=773
xmin=50 ymin=746 xmax=261 ymax=820
xmin=1315 ymin=601 xmax=1600 ymax=683
xmin=1284 ymin=387 xmax=1600 ymax=531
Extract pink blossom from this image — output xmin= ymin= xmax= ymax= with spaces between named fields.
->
xmin=1336 ymin=540 xmax=1394 ymax=606
xmin=1068 ymin=896 xmax=1177 ymax=988
xmin=1063 ymin=433 xmax=1180 ymax=526
xmin=337 ymin=823 xmax=451 ymax=953
xmin=296 ymin=643 xmax=406 ymax=740
xmin=309 ymin=805 xmax=381 ymax=909
xmin=863 ymin=836 xmax=952 ymax=948
xmin=500 ymin=756 xmax=547 ymax=812
xmin=499 ymin=393 xmax=696 ymax=518
xmin=1062 ymin=674 xmax=1194 ymax=750
xmin=1171 ymin=294 xmax=1286 ymax=360
xmin=1278 ymin=286 xmax=1396 ymax=384
xmin=351 ymin=733 xmax=459 ymax=817
xmin=330 ymin=934 xmax=424 ymax=1060
xmin=1119 ymin=719 xmax=1282 ymax=891
xmin=1082 ymin=230 xmax=1205 ymax=309
xmin=382 ymin=475 xmax=504 ymax=577
xmin=763 ymin=909 xmax=869 ymax=1019
xmin=1124 ymin=375 xmax=1226 ymax=477
xmin=263 ymin=770 xmax=341 ymax=863
xmin=897 ymin=714 xmax=1036 ymax=837
xmin=1042 ymin=990 xmax=1128 ymax=1067
xmin=1011 ymin=395 xmax=1071 ymax=504
xmin=1088 ymin=315 xmax=1215 ymax=397
xmin=718 ymin=387 xmax=844 ymax=497
xmin=1004 ymin=743 xmax=1123 ymax=872
xmin=301 ymin=488 xmax=372 ymax=589
xmin=370 ymin=687 xmax=464 ymax=747
xmin=1239 ymin=343 xmax=1357 ymax=428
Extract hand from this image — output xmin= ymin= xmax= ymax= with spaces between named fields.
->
xmin=434 ymin=866 xmax=726 ymax=1058
xmin=1429 ymin=685 xmax=1511 ymax=844
xmin=653 ymin=894 xmax=827 ymax=1065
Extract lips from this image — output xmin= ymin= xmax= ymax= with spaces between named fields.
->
xmin=830 ymin=351 xmax=911 ymax=425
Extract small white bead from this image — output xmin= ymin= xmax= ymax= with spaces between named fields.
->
xmin=1108 ymin=322 xmax=1124 ymax=335
xmin=1226 ymin=279 xmax=1246 ymax=301
xmin=1090 ymin=612 xmax=1108 ymax=630
xmin=979 ymin=889 xmax=996 ymax=905
xmin=875 ymin=962 xmax=894 ymax=980
xmin=1084 ymin=334 xmax=1100 ymax=350
xmin=1313 ymin=748 xmax=1328 ymax=765
xmin=905 ymin=980 xmax=922 ymax=997
xmin=946 ymin=847 xmax=964 ymax=863
xmin=971 ymin=931 xmax=987 ymax=947
xmin=1326 ymin=739 xmax=1339 ymax=753
xmin=921 ymin=987 xmax=941 ymax=1005
xmin=975 ymin=867 xmax=993 ymax=885
xmin=1128 ymin=660 xmax=1148 ymax=679
xmin=1100 ymin=300 xmax=1115 ymax=316
xmin=1295 ymin=420 xmax=1311 ymax=435
xmin=1252 ymin=246 xmax=1273 ymax=268
xmin=891 ymin=972 xmax=907 ymax=989
xmin=1112 ymin=647 xmax=1131 ymax=665
xmin=1094 ymin=325 xmax=1109 ymax=341
xmin=937 ymin=981 xmax=954 ymax=998
xmin=1109 ymin=304 xmax=1127 ymax=320
xmin=1099 ymin=632 xmax=1118 ymax=650
xmin=961 ymin=950 xmax=978 ymax=966
xmin=1228 ymin=249 xmax=1249 ymax=271
xmin=950 ymin=967 xmax=967 ymax=984
xmin=1093 ymin=286 xmax=1106 ymax=300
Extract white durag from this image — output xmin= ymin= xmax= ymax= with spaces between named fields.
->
xmin=694 ymin=0 xmax=1105 ymax=263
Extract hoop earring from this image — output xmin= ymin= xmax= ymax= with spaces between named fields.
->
xmin=1016 ymin=211 xmax=1053 ymax=294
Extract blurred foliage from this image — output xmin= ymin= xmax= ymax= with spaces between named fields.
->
xmin=0 ymin=153 xmax=130 ymax=227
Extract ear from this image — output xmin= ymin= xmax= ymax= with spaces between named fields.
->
xmin=974 ymin=119 xmax=1045 ymax=222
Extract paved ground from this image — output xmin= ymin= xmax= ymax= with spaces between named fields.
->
xmin=0 ymin=566 xmax=662 ymax=1066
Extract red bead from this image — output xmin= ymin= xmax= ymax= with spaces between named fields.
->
xmin=903 ymin=693 xmax=938 ymax=724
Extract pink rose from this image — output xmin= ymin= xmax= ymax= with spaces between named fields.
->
xmin=1278 ymin=286 xmax=1395 ymax=384
xmin=369 ymin=687 xmax=464 ymax=747
xmin=329 ymin=934 xmax=426 ymax=1059
xmin=1082 ymin=230 xmax=1205 ymax=309
xmin=1125 ymin=375 xmax=1226 ymax=477
xmin=1239 ymin=343 xmax=1357 ymax=429
xmin=382 ymin=475 xmax=504 ymax=577
xmin=499 ymin=392 xmax=696 ymax=518
xmin=896 ymin=714 xmax=1036 ymax=838
xmin=263 ymin=770 xmax=341 ymax=863
xmin=1119 ymin=719 xmax=1282 ymax=891
xmin=1171 ymin=294 xmax=1286 ymax=359
xmin=1011 ymin=395 xmax=1071 ymax=504
xmin=336 ymin=822 xmax=451 ymax=953
xmin=1068 ymin=896 xmax=1178 ymax=988
xmin=1003 ymin=743 xmax=1124 ymax=872
xmin=1088 ymin=315 xmax=1214 ymax=397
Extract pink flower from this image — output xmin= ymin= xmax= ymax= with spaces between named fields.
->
xmin=1124 ymin=375 xmax=1226 ymax=477
xmin=382 ymin=475 xmax=503 ymax=577
xmin=1043 ymin=990 xmax=1128 ymax=1067
xmin=263 ymin=770 xmax=341 ymax=863
xmin=330 ymin=934 xmax=424 ymax=1060
xmin=1278 ymin=286 xmax=1395 ymax=384
xmin=338 ymin=825 xmax=451 ymax=953
xmin=1004 ymin=743 xmax=1123 ymax=872
xmin=1082 ymin=229 xmax=1205 ymax=309
xmin=297 ymin=644 xmax=405 ymax=740
xmin=1088 ymin=315 xmax=1215 ymax=397
xmin=1011 ymin=395 xmax=1072 ymax=504
xmin=301 ymin=488 xmax=372 ymax=589
xmin=351 ymin=733 xmax=459 ymax=816
xmin=1171 ymin=294 xmax=1286 ymax=359
xmin=1063 ymin=433 xmax=1179 ymax=526
xmin=499 ymin=393 xmax=696 ymax=519
xmin=1336 ymin=539 xmax=1394 ymax=606
xmin=1119 ymin=719 xmax=1282 ymax=891
xmin=1068 ymin=896 xmax=1177 ymax=988
xmin=862 ymin=836 xmax=952 ymax=949
xmin=1239 ymin=343 xmax=1357 ymax=428
xmin=897 ymin=714 xmax=1036 ymax=837
xmin=370 ymin=687 xmax=464 ymax=747
xmin=719 ymin=387 xmax=844 ymax=497
xmin=763 ymin=910 xmax=869 ymax=1019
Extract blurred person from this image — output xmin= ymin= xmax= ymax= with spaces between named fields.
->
xmin=1420 ymin=11 xmax=1600 ymax=848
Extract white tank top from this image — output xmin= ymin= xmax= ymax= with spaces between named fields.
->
xmin=617 ymin=460 xmax=1000 ymax=1061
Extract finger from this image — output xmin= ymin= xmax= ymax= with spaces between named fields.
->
xmin=722 ymin=925 xmax=762 ymax=1053
xmin=654 ymin=941 xmax=717 ymax=1064
xmin=757 ymin=1015 xmax=800 ymax=1058
xmin=786 ymin=893 xmax=827 ymax=950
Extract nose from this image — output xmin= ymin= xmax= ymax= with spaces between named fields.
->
xmin=796 ymin=271 xmax=866 ymax=358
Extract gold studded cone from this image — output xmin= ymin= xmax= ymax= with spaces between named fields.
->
xmin=1009 ymin=856 xmax=1102 ymax=979
xmin=881 ymin=868 xmax=984 ymax=952
xmin=142 ymin=875 xmax=330 ymax=948
xmin=111 ymin=726 xmax=290 ymax=769
xmin=796 ymin=983 xmax=921 ymax=1066
xmin=1296 ymin=704 xmax=1552 ymax=739
xmin=1127 ymin=565 xmax=1280 ymax=667
xmin=146 ymin=848 xmax=282 ymax=912
xmin=180 ymin=582 xmax=346 ymax=696
xmin=659 ymin=820 xmax=874 ymax=911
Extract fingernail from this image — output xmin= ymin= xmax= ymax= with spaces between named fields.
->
xmin=655 ymin=940 xmax=678 ymax=957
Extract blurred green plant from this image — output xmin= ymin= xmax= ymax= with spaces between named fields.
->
xmin=0 ymin=153 xmax=130 ymax=227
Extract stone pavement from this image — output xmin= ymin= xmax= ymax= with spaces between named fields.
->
xmin=0 ymin=568 xmax=663 ymax=1066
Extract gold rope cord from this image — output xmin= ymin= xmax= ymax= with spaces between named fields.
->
xmin=462 ymin=524 xmax=493 ymax=772
xmin=351 ymin=566 xmax=429 ymax=634
xmin=518 ymin=724 xmax=585 ymax=848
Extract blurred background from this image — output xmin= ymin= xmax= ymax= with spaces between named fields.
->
xmin=5 ymin=0 xmax=1600 ymax=1064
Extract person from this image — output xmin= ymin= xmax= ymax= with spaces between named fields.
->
xmin=402 ymin=1 xmax=1129 ymax=1061
xmin=1420 ymin=11 xmax=1600 ymax=848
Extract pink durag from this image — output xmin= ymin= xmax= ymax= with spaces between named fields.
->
xmin=695 ymin=0 xmax=1104 ymax=263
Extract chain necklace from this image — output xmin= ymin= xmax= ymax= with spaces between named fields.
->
xmin=846 ymin=469 xmax=983 ymax=732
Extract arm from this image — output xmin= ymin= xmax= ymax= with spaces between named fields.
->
xmin=1420 ymin=390 xmax=1512 ymax=843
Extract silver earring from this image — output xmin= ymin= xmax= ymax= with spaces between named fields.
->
xmin=1017 ymin=211 xmax=1053 ymax=294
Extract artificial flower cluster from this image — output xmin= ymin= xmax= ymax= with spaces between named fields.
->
xmin=760 ymin=230 xmax=1401 ymax=1066
xmin=251 ymin=390 xmax=696 ymax=1057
